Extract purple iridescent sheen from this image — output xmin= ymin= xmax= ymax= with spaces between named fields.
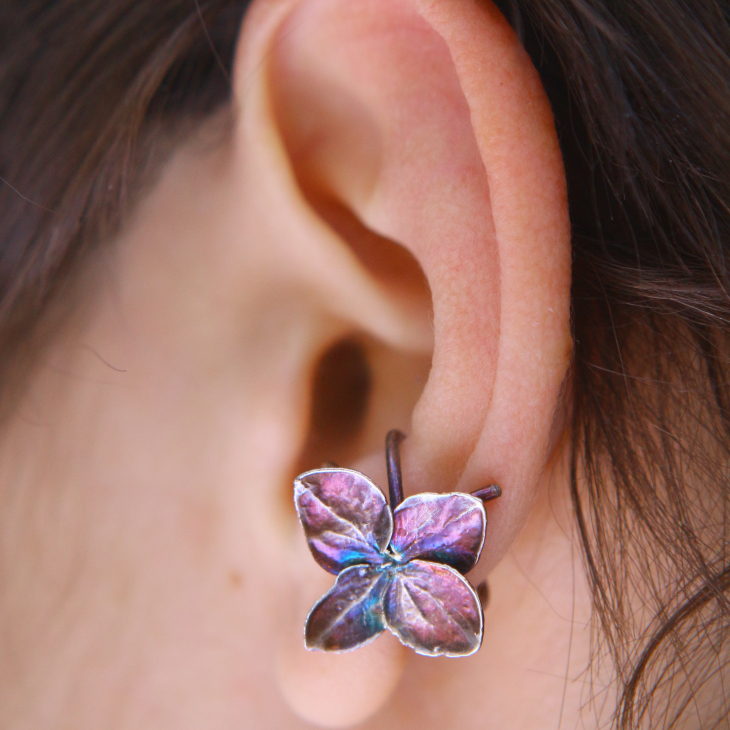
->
xmin=294 ymin=468 xmax=393 ymax=574
xmin=305 ymin=565 xmax=390 ymax=652
xmin=295 ymin=467 xmax=487 ymax=657
xmin=391 ymin=493 xmax=486 ymax=575
xmin=383 ymin=560 xmax=483 ymax=657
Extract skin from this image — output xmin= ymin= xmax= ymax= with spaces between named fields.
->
xmin=0 ymin=0 xmax=610 ymax=727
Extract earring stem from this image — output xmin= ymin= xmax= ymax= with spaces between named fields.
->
xmin=386 ymin=429 xmax=406 ymax=509
xmin=471 ymin=484 xmax=502 ymax=502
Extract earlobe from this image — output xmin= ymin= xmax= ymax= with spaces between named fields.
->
xmin=230 ymin=0 xmax=570 ymax=725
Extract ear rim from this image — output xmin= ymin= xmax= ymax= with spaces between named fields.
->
xmin=406 ymin=0 xmax=572 ymax=573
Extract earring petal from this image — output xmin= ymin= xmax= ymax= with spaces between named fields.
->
xmin=383 ymin=560 xmax=483 ymax=657
xmin=295 ymin=468 xmax=393 ymax=574
xmin=305 ymin=565 xmax=391 ymax=652
xmin=391 ymin=493 xmax=486 ymax=574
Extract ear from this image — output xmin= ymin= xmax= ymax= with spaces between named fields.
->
xmin=230 ymin=0 xmax=570 ymax=725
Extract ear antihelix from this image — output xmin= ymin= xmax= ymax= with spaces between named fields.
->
xmin=411 ymin=0 xmax=572 ymax=574
xmin=270 ymin=55 xmax=433 ymax=343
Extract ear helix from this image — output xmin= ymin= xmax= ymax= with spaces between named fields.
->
xmin=385 ymin=429 xmax=502 ymax=510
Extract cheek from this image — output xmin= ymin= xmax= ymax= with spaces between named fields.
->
xmin=0 ymin=272 xmax=312 ymax=727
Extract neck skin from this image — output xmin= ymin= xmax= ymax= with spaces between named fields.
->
xmin=0 ymin=119 xmax=605 ymax=730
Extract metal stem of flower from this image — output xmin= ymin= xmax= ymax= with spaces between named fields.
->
xmin=471 ymin=484 xmax=503 ymax=502
xmin=385 ymin=428 xmax=501 ymax=507
xmin=385 ymin=429 xmax=406 ymax=509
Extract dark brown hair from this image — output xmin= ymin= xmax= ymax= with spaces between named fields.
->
xmin=508 ymin=1 xmax=730 ymax=725
xmin=1 ymin=0 xmax=729 ymax=726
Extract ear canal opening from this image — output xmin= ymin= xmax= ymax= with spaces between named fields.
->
xmin=295 ymin=337 xmax=373 ymax=476
xmin=291 ymin=330 xmax=432 ymax=507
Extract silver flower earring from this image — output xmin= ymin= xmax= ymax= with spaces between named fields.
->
xmin=294 ymin=430 xmax=501 ymax=658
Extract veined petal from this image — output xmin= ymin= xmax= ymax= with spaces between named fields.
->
xmin=305 ymin=565 xmax=391 ymax=652
xmin=295 ymin=468 xmax=393 ymax=574
xmin=383 ymin=560 xmax=483 ymax=657
xmin=391 ymin=493 xmax=486 ymax=574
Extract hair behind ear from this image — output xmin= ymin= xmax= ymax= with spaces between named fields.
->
xmin=508 ymin=0 xmax=730 ymax=725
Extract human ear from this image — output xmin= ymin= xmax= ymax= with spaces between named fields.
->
xmin=229 ymin=0 xmax=571 ymax=725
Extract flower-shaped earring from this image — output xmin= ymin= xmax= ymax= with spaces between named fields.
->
xmin=294 ymin=430 xmax=501 ymax=658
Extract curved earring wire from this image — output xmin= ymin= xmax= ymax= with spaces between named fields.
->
xmin=385 ymin=428 xmax=502 ymax=507
xmin=385 ymin=429 xmax=406 ymax=508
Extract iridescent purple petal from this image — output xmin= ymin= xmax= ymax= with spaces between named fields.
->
xmin=383 ymin=560 xmax=483 ymax=657
xmin=391 ymin=493 xmax=486 ymax=574
xmin=305 ymin=565 xmax=391 ymax=652
xmin=294 ymin=468 xmax=393 ymax=574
